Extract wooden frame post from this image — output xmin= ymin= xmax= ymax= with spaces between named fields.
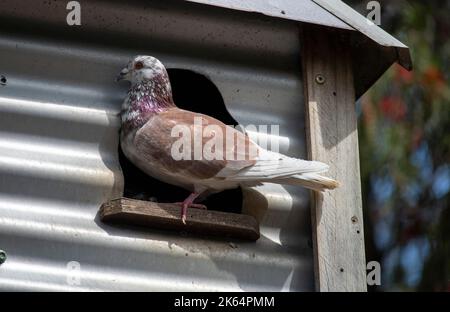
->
xmin=301 ymin=24 xmax=367 ymax=291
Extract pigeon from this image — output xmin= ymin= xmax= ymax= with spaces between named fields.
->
xmin=117 ymin=55 xmax=339 ymax=224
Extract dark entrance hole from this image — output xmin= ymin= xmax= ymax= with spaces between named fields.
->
xmin=119 ymin=69 xmax=243 ymax=214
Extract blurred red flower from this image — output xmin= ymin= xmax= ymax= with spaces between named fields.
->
xmin=379 ymin=96 xmax=407 ymax=121
xmin=422 ymin=66 xmax=446 ymax=92
xmin=395 ymin=65 xmax=415 ymax=84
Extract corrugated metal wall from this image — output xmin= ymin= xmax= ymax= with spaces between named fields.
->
xmin=0 ymin=0 xmax=313 ymax=291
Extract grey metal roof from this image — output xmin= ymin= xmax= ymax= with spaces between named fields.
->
xmin=186 ymin=0 xmax=353 ymax=30
xmin=187 ymin=0 xmax=412 ymax=97
xmin=187 ymin=0 xmax=410 ymax=60
xmin=312 ymin=0 xmax=411 ymax=70
xmin=0 ymin=0 xmax=314 ymax=291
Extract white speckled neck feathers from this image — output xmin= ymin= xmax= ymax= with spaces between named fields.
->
xmin=121 ymin=70 xmax=175 ymax=132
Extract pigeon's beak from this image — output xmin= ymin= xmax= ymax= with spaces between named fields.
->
xmin=116 ymin=68 xmax=129 ymax=82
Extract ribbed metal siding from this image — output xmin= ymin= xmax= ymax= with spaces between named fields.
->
xmin=0 ymin=0 xmax=313 ymax=291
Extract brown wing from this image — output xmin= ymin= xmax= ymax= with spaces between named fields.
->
xmin=133 ymin=108 xmax=258 ymax=180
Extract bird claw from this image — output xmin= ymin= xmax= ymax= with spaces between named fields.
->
xmin=194 ymin=204 xmax=207 ymax=210
xmin=176 ymin=202 xmax=207 ymax=225
xmin=175 ymin=202 xmax=207 ymax=210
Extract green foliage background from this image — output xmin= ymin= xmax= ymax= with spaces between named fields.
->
xmin=345 ymin=0 xmax=449 ymax=291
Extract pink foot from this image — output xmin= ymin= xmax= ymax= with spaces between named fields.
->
xmin=176 ymin=193 xmax=206 ymax=224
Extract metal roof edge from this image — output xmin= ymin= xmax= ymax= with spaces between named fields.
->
xmin=312 ymin=0 xmax=412 ymax=70
xmin=185 ymin=0 xmax=353 ymax=30
xmin=184 ymin=0 xmax=412 ymax=99
xmin=186 ymin=0 xmax=412 ymax=71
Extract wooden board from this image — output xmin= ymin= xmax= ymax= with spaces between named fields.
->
xmin=100 ymin=197 xmax=260 ymax=241
xmin=301 ymin=24 xmax=367 ymax=291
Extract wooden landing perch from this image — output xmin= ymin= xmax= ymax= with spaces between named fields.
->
xmin=100 ymin=198 xmax=260 ymax=241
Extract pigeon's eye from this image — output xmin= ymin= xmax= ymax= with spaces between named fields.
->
xmin=134 ymin=61 xmax=144 ymax=70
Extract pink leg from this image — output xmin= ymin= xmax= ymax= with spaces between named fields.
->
xmin=176 ymin=192 xmax=207 ymax=224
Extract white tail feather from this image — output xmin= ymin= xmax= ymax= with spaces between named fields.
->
xmin=218 ymin=148 xmax=339 ymax=192
xmin=218 ymin=149 xmax=329 ymax=180
xmin=272 ymin=173 xmax=340 ymax=192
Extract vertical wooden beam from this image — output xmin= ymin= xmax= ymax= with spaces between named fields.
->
xmin=301 ymin=24 xmax=367 ymax=292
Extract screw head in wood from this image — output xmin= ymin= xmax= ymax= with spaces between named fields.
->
xmin=0 ymin=75 xmax=6 ymax=86
xmin=0 ymin=250 xmax=6 ymax=264
xmin=315 ymin=74 xmax=325 ymax=84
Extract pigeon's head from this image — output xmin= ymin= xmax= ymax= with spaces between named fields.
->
xmin=116 ymin=55 xmax=168 ymax=85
